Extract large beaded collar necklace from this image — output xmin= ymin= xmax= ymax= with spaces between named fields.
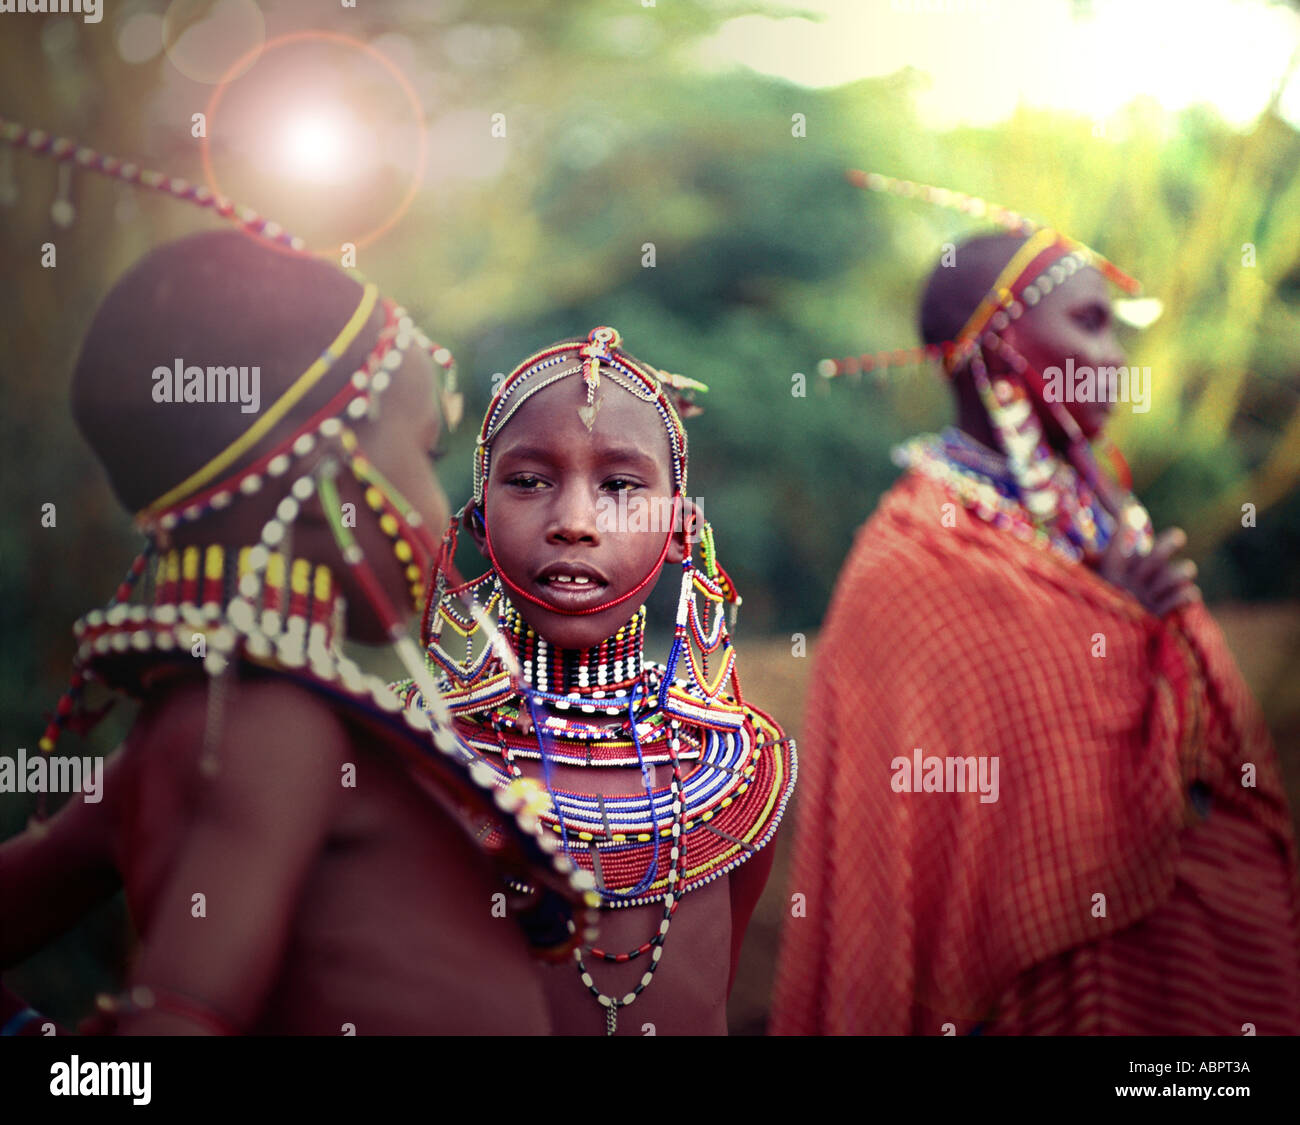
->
xmin=401 ymin=521 xmax=796 ymax=1034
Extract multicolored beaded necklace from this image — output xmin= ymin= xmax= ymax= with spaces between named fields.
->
xmin=894 ymin=427 xmax=1112 ymax=565
xmin=405 ymin=566 xmax=793 ymax=884
xmin=400 ymin=571 xmax=794 ymax=1033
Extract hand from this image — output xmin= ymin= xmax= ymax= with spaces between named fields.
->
xmin=1098 ymin=526 xmax=1201 ymax=617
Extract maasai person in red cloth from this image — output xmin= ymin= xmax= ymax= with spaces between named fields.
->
xmin=398 ymin=326 xmax=796 ymax=1035
xmin=0 ymin=218 xmax=595 ymax=1035
xmin=771 ymin=183 xmax=1300 ymax=1035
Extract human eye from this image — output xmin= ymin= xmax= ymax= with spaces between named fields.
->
xmin=1072 ymin=304 xmax=1107 ymax=332
xmin=506 ymin=473 xmax=547 ymax=489
xmin=602 ymin=476 xmax=644 ymax=493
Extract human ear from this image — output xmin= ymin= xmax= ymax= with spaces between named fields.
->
xmin=463 ymin=503 xmax=487 ymax=553
xmin=666 ymin=497 xmax=700 ymax=565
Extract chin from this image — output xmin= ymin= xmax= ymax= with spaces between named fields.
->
xmin=517 ymin=605 xmax=623 ymax=651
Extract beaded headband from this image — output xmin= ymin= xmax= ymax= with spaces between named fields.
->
xmin=473 ymin=326 xmax=702 ymax=505
xmin=820 ymin=170 xmax=1157 ymax=381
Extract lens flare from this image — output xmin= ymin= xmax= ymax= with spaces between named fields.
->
xmin=278 ymin=110 xmax=355 ymax=184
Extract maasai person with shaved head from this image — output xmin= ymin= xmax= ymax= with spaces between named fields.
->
xmin=770 ymin=178 xmax=1300 ymax=1035
xmin=0 ymin=215 xmax=596 ymax=1036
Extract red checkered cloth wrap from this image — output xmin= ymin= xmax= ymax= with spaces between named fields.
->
xmin=770 ymin=471 xmax=1300 ymax=1035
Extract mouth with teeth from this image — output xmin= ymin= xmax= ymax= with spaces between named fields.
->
xmin=533 ymin=562 xmax=610 ymax=608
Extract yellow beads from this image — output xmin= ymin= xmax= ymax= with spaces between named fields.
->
xmin=504 ymin=776 xmax=553 ymax=817
xmin=290 ymin=557 xmax=311 ymax=596
xmin=267 ymin=552 xmax=286 ymax=589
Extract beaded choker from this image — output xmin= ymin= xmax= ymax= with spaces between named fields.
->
xmin=504 ymin=601 xmax=645 ymax=697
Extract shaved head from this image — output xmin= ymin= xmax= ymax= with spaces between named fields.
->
xmin=918 ymin=231 xmax=1033 ymax=360
xmin=71 ymin=229 xmax=385 ymax=513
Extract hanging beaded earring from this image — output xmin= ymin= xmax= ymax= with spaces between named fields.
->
xmin=967 ymin=347 xmax=1060 ymax=523
xmin=658 ymin=520 xmax=746 ymax=730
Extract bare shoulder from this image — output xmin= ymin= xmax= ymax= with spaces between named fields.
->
xmin=135 ymin=675 xmax=350 ymax=819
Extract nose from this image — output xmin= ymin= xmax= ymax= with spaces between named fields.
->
xmin=1096 ymin=327 xmax=1126 ymax=371
xmin=546 ymin=480 xmax=601 ymax=545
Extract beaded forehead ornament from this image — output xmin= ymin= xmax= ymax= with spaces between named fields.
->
xmin=820 ymin=170 xmax=1157 ymax=560
xmin=473 ymin=325 xmax=704 ymax=506
xmin=9 ymin=117 xmax=600 ymax=959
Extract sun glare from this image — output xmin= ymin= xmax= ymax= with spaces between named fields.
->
xmin=277 ymin=109 xmax=356 ymax=183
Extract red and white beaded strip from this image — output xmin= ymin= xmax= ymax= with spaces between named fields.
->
xmin=0 ymin=116 xmax=305 ymax=252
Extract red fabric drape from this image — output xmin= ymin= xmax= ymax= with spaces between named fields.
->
xmin=770 ymin=473 xmax=1300 ymax=1034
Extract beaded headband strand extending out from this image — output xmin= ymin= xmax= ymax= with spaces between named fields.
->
xmin=1 ymin=116 xmax=305 ymax=250
xmin=0 ymin=115 xmax=465 ymax=452
xmin=820 ymin=170 xmax=1158 ymax=381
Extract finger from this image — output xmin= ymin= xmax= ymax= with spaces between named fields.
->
xmin=1152 ymin=583 xmax=1202 ymax=618
xmin=1144 ymin=559 xmax=1198 ymax=606
xmin=1133 ymin=528 xmax=1187 ymax=584
xmin=1098 ymin=523 xmax=1130 ymax=581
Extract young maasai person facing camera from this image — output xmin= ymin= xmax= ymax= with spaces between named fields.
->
xmin=399 ymin=327 xmax=797 ymax=1035
xmin=0 ymin=152 xmax=597 ymax=1036
xmin=771 ymin=175 xmax=1300 ymax=1035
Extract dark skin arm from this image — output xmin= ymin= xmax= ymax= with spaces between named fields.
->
xmin=114 ymin=680 xmax=347 ymax=1035
xmin=726 ymin=837 xmax=776 ymax=997
xmin=0 ymin=751 xmax=124 ymax=969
